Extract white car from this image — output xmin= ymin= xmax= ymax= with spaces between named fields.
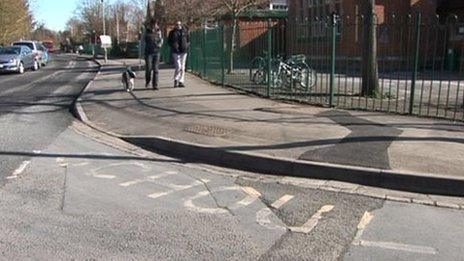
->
xmin=12 ymin=41 xmax=47 ymax=67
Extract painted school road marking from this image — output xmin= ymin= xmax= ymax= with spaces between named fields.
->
xmin=241 ymin=187 xmax=261 ymax=197
xmin=256 ymin=208 xmax=287 ymax=231
xmin=90 ymin=162 xmax=152 ymax=179
xmin=119 ymin=172 xmax=175 ymax=187
xmin=256 ymin=195 xmax=335 ymax=233
xmin=352 ymin=211 xmax=438 ymax=255
xmin=288 ymin=205 xmax=334 ymax=234
xmin=353 ymin=211 xmax=374 ymax=243
xmin=6 ymin=161 xmax=31 ymax=180
xmin=271 ymin=194 xmax=294 ymax=209
xmin=357 ymin=240 xmax=438 ymax=255
xmin=184 ymin=185 xmax=260 ymax=214
xmin=73 ymin=162 xmax=90 ymax=167
xmin=148 ymin=179 xmax=210 ymax=200
xmin=184 ymin=190 xmax=230 ymax=214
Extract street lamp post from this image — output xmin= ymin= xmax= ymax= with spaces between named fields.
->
xmin=93 ymin=30 xmax=96 ymax=58
xmin=101 ymin=0 xmax=107 ymax=63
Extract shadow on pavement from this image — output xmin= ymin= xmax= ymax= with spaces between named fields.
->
xmin=0 ymin=151 xmax=182 ymax=163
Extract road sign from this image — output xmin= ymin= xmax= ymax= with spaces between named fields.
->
xmin=99 ymin=35 xmax=112 ymax=48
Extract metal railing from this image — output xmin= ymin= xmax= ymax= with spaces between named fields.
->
xmin=186 ymin=13 xmax=464 ymax=121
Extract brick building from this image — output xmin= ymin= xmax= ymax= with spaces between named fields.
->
xmin=286 ymin=0 xmax=464 ymax=71
xmin=288 ymin=0 xmax=438 ymax=56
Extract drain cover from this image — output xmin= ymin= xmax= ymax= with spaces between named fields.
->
xmin=184 ymin=124 xmax=231 ymax=137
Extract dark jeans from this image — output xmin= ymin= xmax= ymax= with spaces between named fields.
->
xmin=145 ymin=53 xmax=160 ymax=87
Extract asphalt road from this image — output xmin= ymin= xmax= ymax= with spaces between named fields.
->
xmin=0 ymin=54 xmax=98 ymax=186
xmin=1 ymin=124 xmax=463 ymax=260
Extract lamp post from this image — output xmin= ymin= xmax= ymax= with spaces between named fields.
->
xmin=101 ymin=0 xmax=107 ymax=63
xmin=92 ymin=30 xmax=96 ymax=58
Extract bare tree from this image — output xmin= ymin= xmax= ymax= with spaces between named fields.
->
xmin=213 ymin=0 xmax=267 ymax=73
xmin=0 ymin=0 xmax=34 ymax=44
xmin=32 ymin=23 xmax=57 ymax=42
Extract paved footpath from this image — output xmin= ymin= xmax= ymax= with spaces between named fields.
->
xmin=77 ymin=59 xmax=464 ymax=195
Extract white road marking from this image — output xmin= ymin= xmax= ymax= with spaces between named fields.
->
xmin=148 ymin=191 xmax=171 ymax=199
xmin=56 ymin=157 xmax=65 ymax=163
xmin=93 ymin=174 xmax=116 ymax=179
xmin=352 ymin=211 xmax=437 ymax=255
xmin=184 ymin=190 xmax=229 ymax=214
xmin=6 ymin=161 xmax=31 ymax=179
xmin=357 ymin=240 xmax=438 ymax=255
xmin=353 ymin=211 xmax=374 ymax=243
xmin=256 ymin=208 xmax=287 ymax=231
xmin=271 ymin=194 xmax=294 ymax=209
xmin=241 ymin=187 xmax=261 ymax=197
xmin=119 ymin=173 xmax=173 ymax=187
xmin=184 ymin=185 xmax=259 ymax=213
xmin=89 ymin=162 xmax=152 ymax=179
xmin=231 ymin=195 xmax=258 ymax=209
xmin=148 ymin=179 xmax=208 ymax=200
xmin=73 ymin=162 xmax=90 ymax=167
xmin=289 ymin=205 xmax=334 ymax=234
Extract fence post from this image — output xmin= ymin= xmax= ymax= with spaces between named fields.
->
xmin=221 ymin=25 xmax=226 ymax=87
xmin=267 ymin=19 xmax=272 ymax=98
xmin=203 ymin=26 xmax=207 ymax=77
xmin=329 ymin=13 xmax=337 ymax=107
xmin=409 ymin=13 xmax=421 ymax=115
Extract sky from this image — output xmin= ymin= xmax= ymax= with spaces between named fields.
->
xmin=34 ymin=0 xmax=121 ymax=32
xmin=34 ymin=0 xmax=79 ymax=32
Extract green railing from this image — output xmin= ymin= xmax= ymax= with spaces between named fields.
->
xmin=187 ymin=14 xmax=464 ymax=121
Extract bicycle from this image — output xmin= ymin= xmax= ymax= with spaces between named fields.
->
xmin=249 ymin=54 xmax=317 ymax=92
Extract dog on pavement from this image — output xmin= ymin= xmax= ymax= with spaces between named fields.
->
xmin=122 ymin=63 xmax=136 ymax=92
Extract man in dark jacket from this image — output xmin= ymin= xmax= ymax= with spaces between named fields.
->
xmin=168 ymin=21 xmax=189 ymax=88
xmin=145 ymin=19 xmax=163 ymax=90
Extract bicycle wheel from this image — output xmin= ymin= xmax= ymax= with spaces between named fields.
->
xmin=252 ymin=68 xmax=266 ymax=84
xmin=297 ymin=68 xmax=317 ymax=91
xmin=278 ymin=70 xmax=292 ymax=93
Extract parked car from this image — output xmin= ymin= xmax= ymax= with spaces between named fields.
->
xmin=37 ymin=43 xmax=50 ymax=66
xmin=12 ymin=40 xmax=47 ymax=68
xmin=0 ymin=46 xmax=39 ymax=74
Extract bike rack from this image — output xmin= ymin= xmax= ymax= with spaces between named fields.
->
xmin=249 ymin=56 xmax=266 ymax=83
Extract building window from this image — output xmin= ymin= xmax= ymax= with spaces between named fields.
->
xmin=270 ymin=4 xmax=288 ymax=10
xmin=458 ymin=25 xmax=464 ymax=35
xmin=306 ymin=0 xmax=342 ymax=38
xmin=307 ymin=0 xmax=342 ymax=19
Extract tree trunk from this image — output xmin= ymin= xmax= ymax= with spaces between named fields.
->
xmin=227 ymin=16 xmax=237 ymax=74
xmin=361 ymin=0 xmax=379 ymax=97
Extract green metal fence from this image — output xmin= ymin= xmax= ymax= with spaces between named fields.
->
xmin=187 ymin=13 xmax=464 ymax=121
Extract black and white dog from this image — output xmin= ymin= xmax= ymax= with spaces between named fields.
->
xmin=122 ymin=64 xmax=137 ymax=92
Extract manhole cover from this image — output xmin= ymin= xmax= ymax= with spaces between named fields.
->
xmin=184 ymin=125 xmax=232 ymax=137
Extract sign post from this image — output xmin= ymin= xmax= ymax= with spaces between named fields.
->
xmin=100 ymin=35 xmax=112 ymax=61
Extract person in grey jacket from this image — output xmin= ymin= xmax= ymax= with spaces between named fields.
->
xmin=145 ymin=19 xmax=163 ymax=90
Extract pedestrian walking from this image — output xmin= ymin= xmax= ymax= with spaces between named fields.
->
xmin=168 ymin=21 xmax=190 ymax=88
xmin=145 ymin=19 xmax=163 ymax=90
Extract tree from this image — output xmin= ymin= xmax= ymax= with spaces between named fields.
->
xmin=214 ymin=0 xmax=267 ymax=73
xmin=361 ymin=0 xmax=379 ymax=96
xmin=0 ymin=0 xmax=34 ymax=44
xmin=32 ymin=23 xmax=57 ymax=42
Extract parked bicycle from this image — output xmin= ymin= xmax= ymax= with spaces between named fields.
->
xmin=249 ymin=54 xmax=317 ymax=92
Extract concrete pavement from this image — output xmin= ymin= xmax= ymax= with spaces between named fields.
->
xmin=76 ymin=58 xmax=464 ymax=196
